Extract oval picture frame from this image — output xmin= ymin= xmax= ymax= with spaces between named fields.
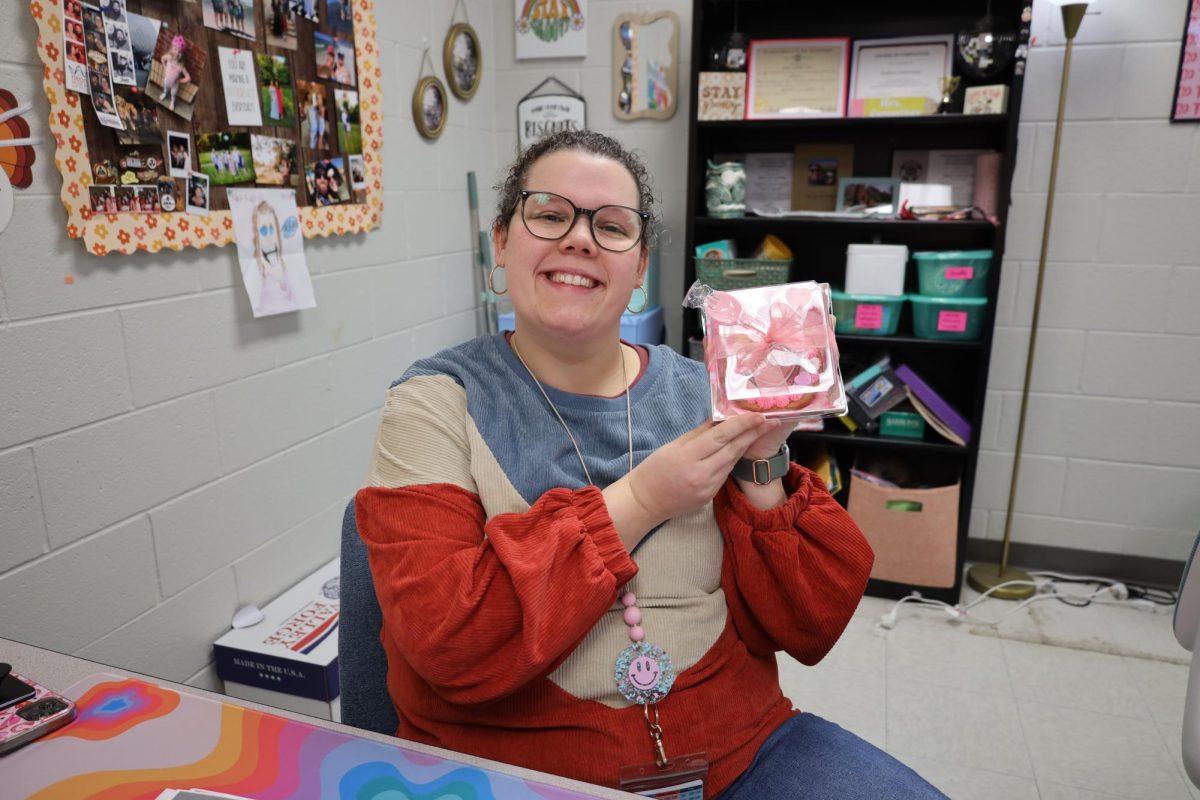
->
xmin=444 ymin=22 xmax=482 ymax=100
xmin=413 ymin=75 xmax=448 ymax=139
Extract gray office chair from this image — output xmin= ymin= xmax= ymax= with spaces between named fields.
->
xmin=338 ymin=498 xmax=400 ymax=735
xmin=1176 ymin=531 xmax=1200 ymax=789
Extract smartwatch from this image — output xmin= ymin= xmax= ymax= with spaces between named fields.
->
xmin=732 ymin=443 xmax=790 ymax=486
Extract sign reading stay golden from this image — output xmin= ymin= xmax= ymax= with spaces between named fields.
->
xmin=696 ymin=72 xmax=745 ymax=121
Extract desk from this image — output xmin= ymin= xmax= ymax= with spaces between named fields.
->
xmin=0 ymin=638 xmax=636 ymax=799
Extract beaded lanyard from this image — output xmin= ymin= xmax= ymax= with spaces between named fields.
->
xmin=511 ymin=336 xmax=677 ymax=767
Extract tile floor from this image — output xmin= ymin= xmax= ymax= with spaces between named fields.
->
xmin=776 ymin=574 xmax=1195 ymax=800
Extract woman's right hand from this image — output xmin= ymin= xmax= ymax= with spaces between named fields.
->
xmin=603 ymin=413 xmax=777 ymax=552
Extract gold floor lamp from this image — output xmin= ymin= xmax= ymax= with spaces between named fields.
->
xmin=967 ymin=0 xmax=1090 ymax=600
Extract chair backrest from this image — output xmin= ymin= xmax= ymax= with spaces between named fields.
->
xmin=1176 ymin=531 xmax=1200 ymax=789
xmin=338 ymin=498 xmax=400 ymax=736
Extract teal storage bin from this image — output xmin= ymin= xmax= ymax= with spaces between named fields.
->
xmin=912 ymin=250 xmax=993 ymax=297
xmin=909 ymin=295 xmax=988 ymax=341
xmin=831 ymin=290 xmax=904 ymax=336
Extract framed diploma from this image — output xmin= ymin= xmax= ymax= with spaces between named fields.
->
xmin=848 ymin=35 xmax=954 ymax=118
xmin=745 ymin=38 xmax=850 ymax=120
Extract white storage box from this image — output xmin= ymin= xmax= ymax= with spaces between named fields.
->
xmin=213 ymin=559 xmax=342 ymax=721
xmin=845 ymin=244 xmax=908 ymax=296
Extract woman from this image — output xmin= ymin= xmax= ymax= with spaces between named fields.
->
xmin=355 ymin=131 xmax=944 ymax=799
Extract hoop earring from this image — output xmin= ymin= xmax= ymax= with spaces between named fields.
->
xmin=488 ymin=264 xmax=508 ymax=296
xmin=626 ymin=285 xmax=648 ymax=314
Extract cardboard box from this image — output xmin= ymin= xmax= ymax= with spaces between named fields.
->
xmin=214 ymin=559 xmax=342 ymax=721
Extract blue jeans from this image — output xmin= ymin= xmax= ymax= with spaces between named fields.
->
xmin=715 ymin=713 xmax=947 ymax=799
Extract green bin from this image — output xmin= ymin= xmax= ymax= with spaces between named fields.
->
xmin=912 ymin=250 xmax=993 ymax=297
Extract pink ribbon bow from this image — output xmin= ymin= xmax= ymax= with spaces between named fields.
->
xmin=706 ymin=287 xmax=831 ymax=392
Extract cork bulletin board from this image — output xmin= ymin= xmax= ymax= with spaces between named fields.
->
xmin=31 ymin=0 xmax=382 ymax=256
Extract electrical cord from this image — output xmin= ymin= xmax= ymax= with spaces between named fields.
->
xmin=876 ymin=569 xmax=1174 ymax=631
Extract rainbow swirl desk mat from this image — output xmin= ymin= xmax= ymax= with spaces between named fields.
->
xmin=5 ymin=673 xmax=605 ymax=800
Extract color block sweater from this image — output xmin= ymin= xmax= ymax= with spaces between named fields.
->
xmin=356 ymin=333 xmax=873 ymax=797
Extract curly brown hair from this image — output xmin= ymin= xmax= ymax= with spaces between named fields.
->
xmin=493 ymin=130 xmax=659 ymax=250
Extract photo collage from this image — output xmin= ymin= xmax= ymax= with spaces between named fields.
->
xmin=64 ymin=0 xmax=364 ymax=216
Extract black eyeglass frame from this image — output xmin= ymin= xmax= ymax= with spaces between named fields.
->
xmin=518 ymin=189 xmax=650 ymax=253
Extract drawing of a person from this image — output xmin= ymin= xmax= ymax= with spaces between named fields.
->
xmin=252 ymin=200 xmax=296 ymax=314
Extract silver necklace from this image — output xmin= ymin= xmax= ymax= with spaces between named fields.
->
xmin=509 ymin=334 xmax=634 ymax=484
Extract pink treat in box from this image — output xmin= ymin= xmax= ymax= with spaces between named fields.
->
xmin=701 ymin=281 xmax=847 ymax=421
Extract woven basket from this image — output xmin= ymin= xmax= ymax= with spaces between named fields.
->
xmin=695 ymin=258 xmax=792 ymax=291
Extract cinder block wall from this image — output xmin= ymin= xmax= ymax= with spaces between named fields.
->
xmin=2 ymin=0 xmax=1198 ymax=692
xmin=0 ymin=0 xmax=496 ymax=689
xmin=973 ymin=0 xmax=1200 ymax=562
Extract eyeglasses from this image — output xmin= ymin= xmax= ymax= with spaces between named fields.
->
xmin=519 ymin=190 xmax=648 ymax=253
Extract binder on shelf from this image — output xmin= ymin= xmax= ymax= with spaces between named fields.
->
xmin=894 ymin=364 xmax=972 ymax=446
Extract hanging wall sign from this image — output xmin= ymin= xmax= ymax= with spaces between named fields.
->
xmin=516 ymin=77 xmax=586 ymax=150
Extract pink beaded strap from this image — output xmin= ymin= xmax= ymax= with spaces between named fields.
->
xmin=621 ymin=591 xmax=644 ymax=642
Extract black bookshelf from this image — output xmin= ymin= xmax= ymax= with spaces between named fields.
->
xmin=685 ymin=0 xmax=1030 ymax=604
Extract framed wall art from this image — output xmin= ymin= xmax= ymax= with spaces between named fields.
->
xmin=745 ymin=38 xmax=850 ymax=120
xmin=444 ymin=22 xmax=481 ymax=101
xmin=32 ymin=0 xmax=383 ymax=257
xmin=612 ymin=11 xmax=679 ymax=121
xmin=1172 ymin=0 xmax=1200 ymax=121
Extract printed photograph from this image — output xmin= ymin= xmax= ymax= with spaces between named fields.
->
xmin=265 ymin=0 xmax=298 ymax=49
xmin=836 ymin=177 xmax=898 ymax=212
xmin=290 ymin=0 xmax=318 ymax=22
xmin=197 ymin=131 xmax=256 ymax=186
xmin=146 ymin=29 xmax=207 ymax=120
xmin=65 ymin=0 xmax=83 ymax=19
xmin=67 ymin=40 xmax=86 ymax=65
xmin=187 ymin=172 xmax=210 ymax=214
xmin=807 ymin=157 xmax=839 ymax=187
xmin=297 ymin=80 xmax=329 ymax=149
xmin=201 ymin=0 xmax=257 ymax=42
xmin=110 ymin=48 xmax=135 ymax=84
xmin=114 ymin=88 xmax=163 ymax=144
xmin=313 ymin=32 xmax=355 ymax=86
xmin=127 ymin=12 xmax=163 ymax=89
xmin=255 ymin=53 xmax=296 ymax=128
xmin=250 ymin=134 xmax=298 ymax=186
xmin=89 ymin=185 xmax=116 ymax=213
xmin=66 ymin=19 xmax=85 ymax=41
xmin=326 ymin=0 xmax=353 ymax=37
xmin=333 ymin=88 xmax=360 ymax=154
xmin=167 ymin=130 xmax=192 ymax=177
xmin=105 ymin=19 xmax=130 ymax=52
xmin=347 ymin=152 xmax=365 ymax=190
xmin=304 ymin=156 xmax=350 ymax=206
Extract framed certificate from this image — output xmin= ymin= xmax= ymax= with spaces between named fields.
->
xmin=745 ymin=38 xmax=850 ymax=120
xmin=848 ymin=35 xmax=954 ymax=117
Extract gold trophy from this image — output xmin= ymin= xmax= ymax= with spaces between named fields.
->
xmin=937 ymin=75 xmax=962 ymax=114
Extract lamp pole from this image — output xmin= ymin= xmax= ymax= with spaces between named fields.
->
xmin=966 ymin=2 xmax=1088 ymax=600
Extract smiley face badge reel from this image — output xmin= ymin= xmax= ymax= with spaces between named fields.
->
xmin=614 ymin=591 xmax=710 ymax=797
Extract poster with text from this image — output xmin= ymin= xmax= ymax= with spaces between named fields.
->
xmin=219 ymin=46 xmax=263 ymax=126
xmin=228 ymin=188 xmax=315 ymax=317
xmin=515 ymin=0 xmax=587 ymax=60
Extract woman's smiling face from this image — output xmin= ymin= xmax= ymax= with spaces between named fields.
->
xmin=493 ymin=149 xmax=648 ymax=345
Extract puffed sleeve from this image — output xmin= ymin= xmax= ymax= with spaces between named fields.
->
xmin=713 ymin=464 xmax=873 ymax=663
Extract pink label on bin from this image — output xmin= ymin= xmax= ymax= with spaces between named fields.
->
xmin=855 ymin=304 xmax=884 ymax=330
xmin=944 ymin=266 xmax=974 ymax=280
xmin=937 ymin=310 xmax=969 ymax=332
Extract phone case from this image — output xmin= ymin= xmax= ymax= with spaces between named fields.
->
xmin=0 ymin=670 xmax=77 ymax=756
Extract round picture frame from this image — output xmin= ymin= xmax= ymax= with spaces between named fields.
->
xmin=443 ymin=22 xmax=482 ymax=101
xmin=412 ymin=75 xmax=448 ymax=140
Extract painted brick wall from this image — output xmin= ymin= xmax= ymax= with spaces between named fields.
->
xmin=0 ymin=0 xmax=495 ymax=689
xmin=2 ymin=0 xmax=1196 ymax=694
xmin=973 ymin=0 xmax=1200 ymax=562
